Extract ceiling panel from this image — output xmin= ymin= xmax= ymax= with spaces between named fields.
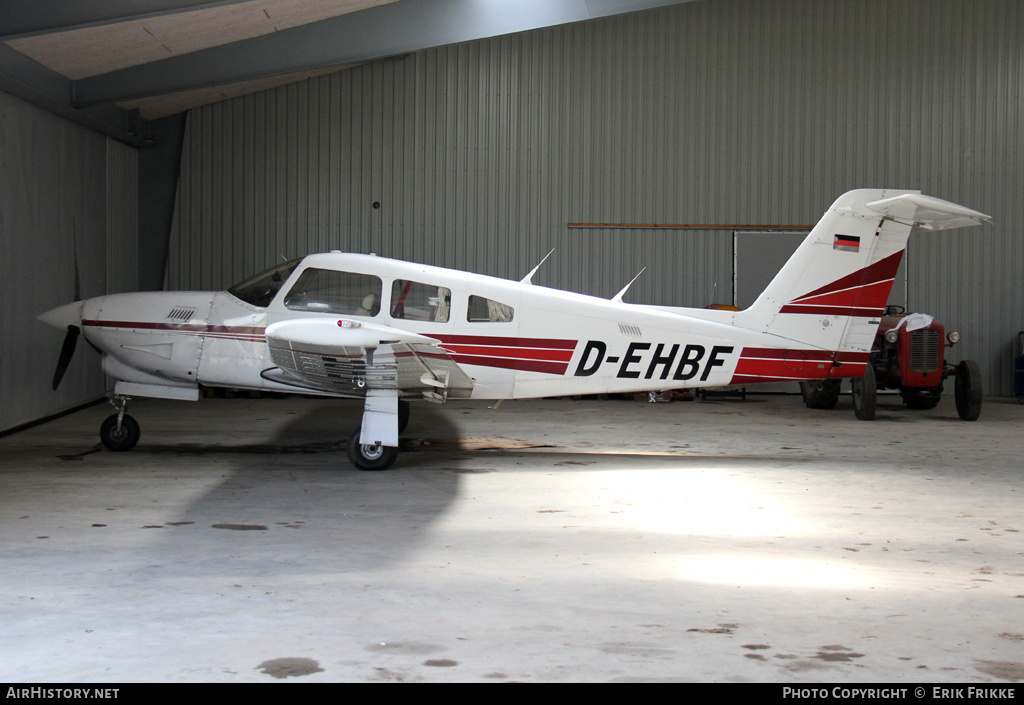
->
xmin=5 ymin=0 xmax=394 ymax=80
xmin=0 ymin=0 xmax=695 ymax=140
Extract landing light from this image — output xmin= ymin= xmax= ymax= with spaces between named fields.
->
xmin=337 ymin=319 xmax=362 ymax=329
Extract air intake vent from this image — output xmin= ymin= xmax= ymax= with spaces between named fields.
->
xmin=167 ymin=307 xmax=197 ymax=322
xmin=618 ymin=323 xmax=642 ymax=337
xmin=909 ymin=329 xmax=941 ymax=372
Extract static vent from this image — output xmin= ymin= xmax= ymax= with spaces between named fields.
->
xmin=167 ymin=307 xmax=197 ymax=322
xmin=909 ymin=329 xmax=942 ymax=372
xmin=618 ymin=323 xmax=642 ymax=337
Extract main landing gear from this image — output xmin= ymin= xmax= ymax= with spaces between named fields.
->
xmin=346 ymin=427 xmax=399 ymax=471
xmin=100 ymin=395 xmax=141 ymax=451
xmin=345 ymin=399 xmax=410 ymax=471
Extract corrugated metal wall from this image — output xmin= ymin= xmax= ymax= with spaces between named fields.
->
xmin=106 ymin=139 xmax=140 ymax=296
xmin=0 ymin=91 xmax=138 ymax=432
xmin=167 ymin=0 xmax=1024 ymax=396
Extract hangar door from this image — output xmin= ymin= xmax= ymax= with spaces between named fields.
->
xmin=733 ymin=230 xmax=908 ymax=393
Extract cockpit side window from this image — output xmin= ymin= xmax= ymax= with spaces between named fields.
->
xmin=391 ymin=280 xmax=452 ymax=322
xmin=467 ymin=295 xmax=514 ymax=322
xmin=283 ymin=268 xmax=382 ymax=316
xmin=227 ymin=259 xmax=300 ymax=308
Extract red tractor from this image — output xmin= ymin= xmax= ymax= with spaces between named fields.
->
xmin=800 ymin=306 xmax=982 ymax=421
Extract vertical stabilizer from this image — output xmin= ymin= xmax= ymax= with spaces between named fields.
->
xmin=734 ymin=189 xmax=989 ymax=358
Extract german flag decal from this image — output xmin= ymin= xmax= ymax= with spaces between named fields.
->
xmin=833 ymin=234 xmax=861 ymax=252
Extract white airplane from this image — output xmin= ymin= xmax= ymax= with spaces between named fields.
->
xmin=39 ymin=189 xmax=989 ymax=470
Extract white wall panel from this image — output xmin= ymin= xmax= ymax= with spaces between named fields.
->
xmin=1 ymin=91 xmax=138 ymax=432
xmin=106 ymin=139 xmax=139 ymax=295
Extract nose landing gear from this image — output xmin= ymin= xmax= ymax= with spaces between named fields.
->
xmin=100 ymin=395 xmax=140 ymax=451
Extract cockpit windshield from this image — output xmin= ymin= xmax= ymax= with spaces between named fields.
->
xmin=227 ymin=259 xmax=301 ymax=307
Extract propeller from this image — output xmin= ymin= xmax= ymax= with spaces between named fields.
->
xmin=49 ymin=217 xmax=83 ymax=391
xmin=52 ymin=325 xmax=81 ymax=390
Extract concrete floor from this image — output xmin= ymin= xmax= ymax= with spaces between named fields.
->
xmin=1 ymin=391 xmax=1023 ymax=683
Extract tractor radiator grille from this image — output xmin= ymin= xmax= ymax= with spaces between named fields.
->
xmin=909 ymin=329 xmax=942 ymax=372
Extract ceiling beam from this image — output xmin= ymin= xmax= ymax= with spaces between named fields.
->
xmin=0 ymin=0 xmax=253 ymax=39
xmin=0 ymin=42 xmax=149 ymax=145
xmin=72 ymin=0 xmax=692 ymax=108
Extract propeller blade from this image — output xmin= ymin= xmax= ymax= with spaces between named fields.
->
xmin=52 ymin=325 xmax=80 ymax=390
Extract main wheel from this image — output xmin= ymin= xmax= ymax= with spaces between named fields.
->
xmin=100 ymin=414 xmax=141 ymax=451
xmin=800 ymin=379 xmax=841 ymax=409
xmin=346 ymin=426 xmax=399 ymax=471
xmin=954 ymin=359 xmax=982 ymax=421
xmin=851 ymin=365 xmax=877 ymax=420
xmin=398 ymin=400 xmax=411 ymax=433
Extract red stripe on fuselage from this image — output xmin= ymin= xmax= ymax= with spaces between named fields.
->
xmin=83 ymin=319 xmax=266 ymax=340
xmin=729 ymin=347 xmax=870 ymax=384
xmin=447 ymin=354 xmax=570 ymax=375
xmin=433 ymin=334 xmax=577 ymax=350
xmin=777 ymin=304 xmax=886 ymax=317
xmin=440 ymin=344 xmax=574 ymax=362
xmin=431 ymin=334 xmax=578 ymax=375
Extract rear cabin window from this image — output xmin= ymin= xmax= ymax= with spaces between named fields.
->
xmin=283 ymin=268 xmax=382 ymax=316
xmin=391 ymin=280 xmax=451 ymax=322
xmin=467 ymin=295 xmax=514 ymax=323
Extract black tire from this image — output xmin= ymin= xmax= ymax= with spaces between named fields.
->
xmin=398 ymin=400 xmax=411 ymax=433
xmin=800 ymin=379 xmax=841 ymax=409
xmin=954 ymin=360 xmax=982 ymax=421
xmin=346 ymin=426 xmax=399 ymax=471
xmin=851 ymin=365 xmax=877 ymax=421
xmin=100 ymin=414 xmax=141 ymax=451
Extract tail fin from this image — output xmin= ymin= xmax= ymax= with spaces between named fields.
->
xmin=734 ymin=189 xmax=990 ymax=358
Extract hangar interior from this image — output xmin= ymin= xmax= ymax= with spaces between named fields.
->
xmin=1 ymin=0 xmax=1023 ymax=684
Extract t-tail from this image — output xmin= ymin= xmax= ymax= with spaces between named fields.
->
xmin=731 ymin=189 xmax=990 ymax=378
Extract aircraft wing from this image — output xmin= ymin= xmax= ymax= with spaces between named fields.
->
xmin=263 ymin=317 xmax=475 ymax=401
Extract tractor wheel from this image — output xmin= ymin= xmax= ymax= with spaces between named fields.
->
xmin=954 ymin=360 xmax=982 ymax=421
xmin=851 ymin=365 xmax=877 ymax=420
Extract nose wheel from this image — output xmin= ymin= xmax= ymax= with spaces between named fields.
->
xmin=100 ymin=396 xmax=141 ymax=451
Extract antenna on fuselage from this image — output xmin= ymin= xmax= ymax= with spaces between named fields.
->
xmin=612 ymin=268 xmax=646 ymax=303
xmin=520 ymin=249 xmax=555 ymax=284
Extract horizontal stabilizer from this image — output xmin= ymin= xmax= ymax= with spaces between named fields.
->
xmin=864 ymin=193 xmax=991 ymax=231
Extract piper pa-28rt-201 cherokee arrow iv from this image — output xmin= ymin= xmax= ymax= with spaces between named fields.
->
xmin=39 ymin=189 xmax=990 ymax=470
